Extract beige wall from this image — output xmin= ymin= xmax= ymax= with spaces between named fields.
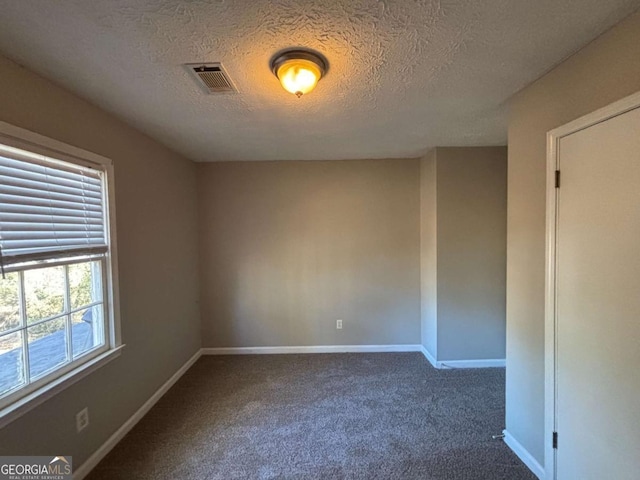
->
xmin=420 ymin=147 xmax=507 ymax=362
xmin=506 ymin=10 xmax=640 ymax=465
xmin=420 ymin=151 xmax=438 ymax=356
xmin=0 ymin=55 xmax=201 ymax=465
xmin=437 ymin=147 xmax=507 ymax=361
xmin=198 ymin=159 xmax=421 ymax=347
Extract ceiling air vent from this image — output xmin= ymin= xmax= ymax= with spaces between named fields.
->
xmin=185 ymin=63 xmax=237 ymax=94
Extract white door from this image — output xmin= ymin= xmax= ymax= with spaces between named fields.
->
xmin=552 ymin=103 xmax=640 ymax=479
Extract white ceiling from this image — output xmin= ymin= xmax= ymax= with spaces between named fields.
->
xmin=0 ymin=1 xmax=638 ymax=162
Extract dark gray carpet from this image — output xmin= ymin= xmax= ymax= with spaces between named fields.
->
xmin=87 ymin=353 xmax=536 ymax=480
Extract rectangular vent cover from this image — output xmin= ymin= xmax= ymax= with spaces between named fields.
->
xmin=185 ymin=63 xmax=237 ymax=94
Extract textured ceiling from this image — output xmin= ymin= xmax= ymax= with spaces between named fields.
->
xmin=0 ymin=1 xmax=638 ymax=162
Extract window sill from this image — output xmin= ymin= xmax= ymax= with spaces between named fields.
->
xmin=0 ymin=345 xmax=125 ymax=429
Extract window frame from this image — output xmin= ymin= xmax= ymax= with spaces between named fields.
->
xmin=0 ymin=122 xmax=123 ymax=428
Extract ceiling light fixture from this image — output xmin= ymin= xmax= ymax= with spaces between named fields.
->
xmin=271 ymin=50 xmax=327 ymax=98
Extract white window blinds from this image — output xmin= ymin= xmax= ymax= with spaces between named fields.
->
xmin=0 ymin=146 xmax=107 ymax=267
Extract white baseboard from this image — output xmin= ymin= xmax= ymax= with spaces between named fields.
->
xmin=201 ymin=344 xmax=423 ymax=355
xmin=502 ymin=429 xmax=545 ymax=480
xmin=438 ymin=358 xmax=506 ymax=368
xmin=203 ymin=346 xmax=504 ymax=368
xmin=420 ymin=345 xmax=438 ymax=368
xmin=73 ymin=349 xmax=202 ymax=479
xmin=419 ymin=346 xmax=505 ymax=369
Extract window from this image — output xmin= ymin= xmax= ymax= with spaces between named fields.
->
xmin=0 ymin=122 xmax=121 ymax=423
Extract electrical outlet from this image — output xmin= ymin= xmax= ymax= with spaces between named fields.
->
xmin=336 ymin=319 xmax=343 ymax=330
xmin=76 ymin=407 xmax=89 ymax=433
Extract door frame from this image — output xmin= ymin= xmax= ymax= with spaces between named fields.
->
xmin=544 ymin=90 xmax=640 ymax=480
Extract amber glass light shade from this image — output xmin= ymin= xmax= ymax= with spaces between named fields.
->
xmin=271 ymin=50 xmax=327 ymax=98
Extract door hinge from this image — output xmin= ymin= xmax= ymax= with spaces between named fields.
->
xmin=553 ymin=431 xmax=558 ymax=449
xmin=555 ymin=170 xmax=561 ymax=188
